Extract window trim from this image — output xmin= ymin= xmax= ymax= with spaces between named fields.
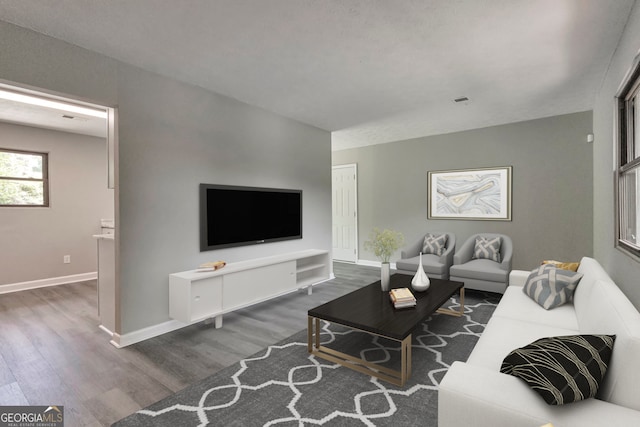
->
xmin=615 ymin=51 xmax=640 ymax=258
xmin=0 ymin=147 xmax=49 ymax=207
xmin=616 ymin=168 xmax=640 ymax=256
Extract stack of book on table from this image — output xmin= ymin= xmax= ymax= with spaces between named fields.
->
xmin=389 ymin=288 xmax=416 ymax=309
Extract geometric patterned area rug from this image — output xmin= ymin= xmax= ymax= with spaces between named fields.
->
xmin=113 ymin=290 xmax=500 ymax=427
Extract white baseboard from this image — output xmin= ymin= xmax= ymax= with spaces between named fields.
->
xmin=357 ymin=259 xmax=379 ymax=267
xmin=110 ymin=275 xmax=338 ymax=348
xmin=99 ymin=324 xmax=114 ymax=336
xmin=356 ymin=260 xmax=397 ymax=270
xmin=0 ymin=272 xmax=98 ymax=294
xmin=110 ymin=319 xmax=187 ymax=348
xmin=313 ymin=274 xmax=335 ymax=284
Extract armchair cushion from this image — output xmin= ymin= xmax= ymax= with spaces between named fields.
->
xmin=449 ymin=259 xmax=508 ymax=283
xmin=523 ymin=265 xmax=583 ymax=310
xmin=501 ymin=334 xmax=615 ymax=405
xmin=472 ymin=236 xmax=502 ymax=263
xmin=396 ymin=253 xmax=448 ymax=277
xmin=422 ymin=233 xmax=448 ymax=256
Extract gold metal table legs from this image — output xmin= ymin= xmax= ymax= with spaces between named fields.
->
xmin=436 ymin=287 xmax=465 ymax=317
xmin=307 ymin=316 xmax=412 ymax=387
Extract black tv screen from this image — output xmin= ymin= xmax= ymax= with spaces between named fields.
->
xmin=200 ymin=184 xmax=302 ymax=251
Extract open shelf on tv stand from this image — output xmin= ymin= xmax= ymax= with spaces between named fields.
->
xmin=169 ymin=249 xmax=331 ymax=328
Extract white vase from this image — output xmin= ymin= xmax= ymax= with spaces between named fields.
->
xmin=381 ymin=262 xmax=391 ymax=291
xmin=411 ymin=252 xmax=431 ymax=292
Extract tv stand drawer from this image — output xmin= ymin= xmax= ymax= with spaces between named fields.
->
xmin=223 ymin=261 xmax=296 ymax=310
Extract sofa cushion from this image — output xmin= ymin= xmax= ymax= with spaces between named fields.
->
xmin=507 ymin=270 xmax=531 ymax=287
xmin=466 ymin=315 xmax=579 ymax=371
xmin=493 ymin=286 xmax=579 ymax=330
xmin=439 ymin=361 xmax=640 ymax=427
xmin=472 ymin=236 xmax=502 ymax=262
xmin=395 ymin=253 xmax=446 ymax=276
xmin=574 ymin=277 xmax=640 ymax=411
xmin=449 ymin=259 xmax=507 ymax=283
xmin=500 ymin=335 xmax=615 ymax=405
xmin=522 ymin=265 xmax=583 ymax=310
xmin=572 ymin=257 xmax=613 ymax=316
xmin=422 ymin=233 xmax=447 ymax=256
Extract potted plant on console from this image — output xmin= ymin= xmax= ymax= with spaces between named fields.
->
xmin=364 ymin=228 xmax=404 ymax=291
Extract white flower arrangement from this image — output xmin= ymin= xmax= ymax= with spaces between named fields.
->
xmin=363 ymin=228 xmax=405 ymax=264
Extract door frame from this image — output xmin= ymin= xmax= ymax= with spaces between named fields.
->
xmin=0 ymin=79 xmax=119 ymax=337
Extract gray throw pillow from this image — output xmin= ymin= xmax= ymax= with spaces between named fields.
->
xmin=523 ymin=264 xmax=583 ymax=310
xmin=472 ymin=236 xmax=501 ymax=262
xmin=501 ymin=335 xmax=615 ymax=405
xmin=422 ymin=233 xmax=448 ymax=256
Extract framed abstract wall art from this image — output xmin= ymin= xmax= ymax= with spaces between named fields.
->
xmin=428 ymin=166 xmax=512 ymax=221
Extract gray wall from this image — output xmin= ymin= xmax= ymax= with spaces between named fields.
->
xmin=0 ymin=122 xmax=113 ymax=285
xmin=333 ymin=111 xmax=593 ymax=271
xmin=116 ymin=64 xmax=331 ymax=332
xmin=593 ymin=1 xmax=640 ymax=309
xmin=0 ymin=21 xmax=332 ymax=334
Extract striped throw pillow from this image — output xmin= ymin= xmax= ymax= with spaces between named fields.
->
xmin=523 ymin=264 xmax=583 ymax=309
xmin=422 ymin=233 xmax=448 ymax=256
xmin=472 ymin=236 xmax=501 ymax=262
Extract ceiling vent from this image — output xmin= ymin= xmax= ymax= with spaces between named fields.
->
xmin=454 ymin=96 xmax=470 ymax=103
xmin=62 ymin=114 xmax=89 ymax=122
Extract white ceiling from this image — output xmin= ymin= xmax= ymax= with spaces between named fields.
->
xmin=0 ymin=0 xmax=634 ymax=150
xmin=0 ymin=97 xmax=107 ymax=138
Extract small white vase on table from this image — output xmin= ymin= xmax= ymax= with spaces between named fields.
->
xmin=411 ymin=252 xmax=431 ymax=292
xmin=364 ymin=228 xmax=404 ymax=292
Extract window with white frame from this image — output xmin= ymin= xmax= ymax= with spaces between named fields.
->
xmin=616 ymin=56 xmax=640 ymax=256
xmin=0 ymin=148 xmax=49 ymax=207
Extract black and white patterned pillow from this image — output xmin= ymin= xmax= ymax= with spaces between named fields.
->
xmin=523 ymin=264 xmax=583 ymax=310
xmin=501 ymin=335 xmax=615 ymax=405
xmin=422 ymin=233 xmax=448 ymax=256
xmin=472 ymin=236 xmax=501 ymax=262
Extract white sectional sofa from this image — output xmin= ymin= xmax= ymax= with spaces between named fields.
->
xmin=438 ymin=257 xmax=640 ymax=427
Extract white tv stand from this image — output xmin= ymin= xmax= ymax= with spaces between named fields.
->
xmin=169 ymin=249 xmax=330 ymax=327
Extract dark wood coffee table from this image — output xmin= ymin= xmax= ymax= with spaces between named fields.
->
xmin=307 ymin=274 xmax=464 ymax=386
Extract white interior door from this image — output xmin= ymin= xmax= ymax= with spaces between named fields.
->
xmin=332 ymin=164 xmax=358 ymax=262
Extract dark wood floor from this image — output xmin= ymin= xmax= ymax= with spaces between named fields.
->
xmin=0 ymin=262 xmax=380 ymax=426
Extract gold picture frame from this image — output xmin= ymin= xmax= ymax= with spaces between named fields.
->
xmin=428 ymin=166 xmax=512 ymax=221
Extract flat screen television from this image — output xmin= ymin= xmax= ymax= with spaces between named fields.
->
xmin=200 ymin=184 xmax=302 ymax=251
